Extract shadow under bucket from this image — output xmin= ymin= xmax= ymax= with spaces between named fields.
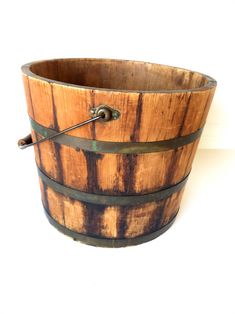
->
xmin=19 ymin=58 xmax=216 ymax=247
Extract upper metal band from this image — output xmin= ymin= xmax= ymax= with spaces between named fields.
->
xmin=38 ymin=166 xmax=188 ymax=206
xmin=30 ymin=118 xmax=203 ymax=154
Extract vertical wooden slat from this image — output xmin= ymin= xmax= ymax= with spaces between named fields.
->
xmin=160 ymin=189 xmax=185 ymax=226
xmin=179 ymin=90 xmax=212 ymax=136
xmin=28 ymin=78 xmax=55 ymax=127
xmin=101 ymin=206 xmax=120 ymax=238
xmin=46 ymin=186 xmax=65 ymax=226
xmin=124 ymin=202 xmax=159 ymax=238
xmin=63 ymin=198 xmax=86 ymax=233
xmin=96 ymin=153 xmax=125 ymax=194
xmin=22 ymin=75 xmax=35 ymax=118
xmin=59 ymin=146 xmax=88 ymax=191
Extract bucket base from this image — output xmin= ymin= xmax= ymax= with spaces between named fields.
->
xmin=44 ymin=206 xmax=178 ymax=248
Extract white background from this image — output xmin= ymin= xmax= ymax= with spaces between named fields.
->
xmin=0 ymin=1 xmax=235 ymax=313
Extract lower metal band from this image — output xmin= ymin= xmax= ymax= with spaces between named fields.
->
xmin=30 ymin=118 xmax=203 ymax=154
xmin=38 ymin=166 xmax=188 ymax=206
xmin=44 ymin=206 xmax=178 ymax=247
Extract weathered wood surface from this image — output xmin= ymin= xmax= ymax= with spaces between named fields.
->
xmin=39 ymin=177 xmax=185 ymax=239
xmin=22 ymin=59 xmax=216 ymax=240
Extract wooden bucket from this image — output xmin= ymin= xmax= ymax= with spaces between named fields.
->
xmin=20 ymin=58 xmax=216 ymax=247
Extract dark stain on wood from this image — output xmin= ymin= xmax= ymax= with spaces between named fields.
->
xmin=146 ymin=200 xmax=167 ymax=233
xmin=83 ymin=151 xmax=104 ymax=193
xmin=53 ymin=143 xmax=64 ymax=183
xmin=175 ymin=72 xmax=184 ymax=86
xmin=123 ymin=154 xmax=137 ymax=194
xmin=84 ymin=202 xmax=106 ymax=236
xmin=130 ymin=93 xmax=143 ymax=142
xmin=188 ymin=71 xmax=194 ymax=87
xmin=178 ymin=93 xmax=192 ymax=136
xmin=199 ymin=91 xmax=212 ymax=126
xmin=165 ymin=147 xmax=183 ymax=186
xmin=117 ymin=206 xmax=130 ymax=238
xmin=184 ymin=141 xmax=197 ymax=176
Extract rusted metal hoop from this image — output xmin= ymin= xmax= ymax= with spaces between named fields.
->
xmin=29 ymin=118 xmax=203 ymax=154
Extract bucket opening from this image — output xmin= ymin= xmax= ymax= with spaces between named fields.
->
xmin=24 ymin=58 xmax=215 ymax=92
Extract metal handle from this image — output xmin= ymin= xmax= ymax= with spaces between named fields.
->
xmin=18 ymin=105 xmax=119 ymax=150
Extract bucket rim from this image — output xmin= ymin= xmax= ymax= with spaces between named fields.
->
xmin=21 ymin=58 xmax=217 ymax=94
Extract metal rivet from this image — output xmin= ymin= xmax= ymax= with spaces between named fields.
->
xmin=97 ymin=108 xmax=112 ymax=121
xmin=112 ymin=112 xmax=119 ymax=119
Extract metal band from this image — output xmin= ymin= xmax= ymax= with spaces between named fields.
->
xmin=44 ymin=205 xmax=178 ymax=247
xmin=38 ymin=166 xmax=188 ymax=206
xmin=30 ymin=118 xmax=203 ymax=154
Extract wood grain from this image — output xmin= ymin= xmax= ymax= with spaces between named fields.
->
xmin=22 ymin=58 xmax=216 ymax=243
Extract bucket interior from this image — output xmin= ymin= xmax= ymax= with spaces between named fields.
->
xmin=28 ymin=59 xmax=210 ymax=92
